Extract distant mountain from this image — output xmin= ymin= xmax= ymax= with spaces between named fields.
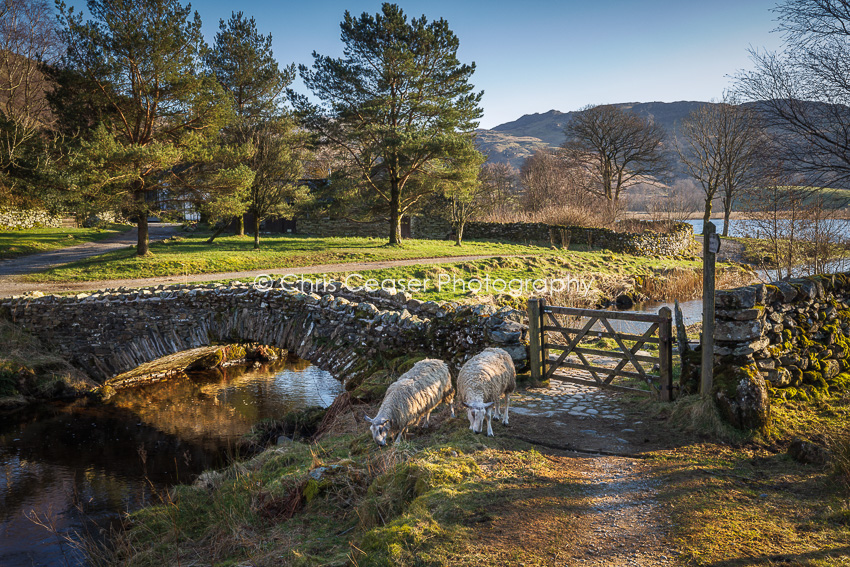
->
xmin=475 ymin=101 xmax=709 ymax=169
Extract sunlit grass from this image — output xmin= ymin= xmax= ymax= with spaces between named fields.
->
xmin=25 ymin=233 xmax=555 ymax=282
xmin=0 ymin=224 xmax=132 ymax=260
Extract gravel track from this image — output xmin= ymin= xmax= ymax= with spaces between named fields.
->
xmin=567 ymin=455 xmax=675 ymax=566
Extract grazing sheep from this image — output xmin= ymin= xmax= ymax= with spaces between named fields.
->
xmin=457 ymin=347 xmax=516 ymax=436
xmin=364 ymin=358 xmax=454 ymax=446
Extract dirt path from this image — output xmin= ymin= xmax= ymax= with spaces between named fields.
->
xmin=0 ymin=254 xmax=521 ymax=297
xmin=498 ymin=378 xmax=680 ymax=565
xmin=565 ymin=454 xmax=674 ymax=566
xmin=0 ymin=223 xmax=179 ymax=277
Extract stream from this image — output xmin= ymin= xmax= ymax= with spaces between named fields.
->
xmin=0 ymin=357 xmax=342 ymax=567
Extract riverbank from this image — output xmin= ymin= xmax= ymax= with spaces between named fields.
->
xmin=0 ymin=355 xmax=344 ymax=567
xmin=0 ymin=318 xmax=95 ymax=409
xmin=90 ymin=387 xmax=850 ymax=567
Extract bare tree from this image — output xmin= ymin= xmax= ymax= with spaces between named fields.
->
xmin=561 ymin=104 xmax=668 ymax=204
xmin=742 ymin=174 xmax=849 ymax=280
xmin=0 ymin=0 xmax=61 ymax=172
xmin=799 ymin=190 xmax=849 ymax=274
xmin=519 ymin=148 xmax=587 ymax=211
xmin=478 ymin=161 xmax=518 ymax=214
xmin=734 ymin=0 xmax=850 ymax=189
xmin=647 ymin=179 xmax=704 ymax=224
xmin=741 ymin=175 xmax=808 ymax=281
xmin=677 ymin=98 xmax=764 ymax=233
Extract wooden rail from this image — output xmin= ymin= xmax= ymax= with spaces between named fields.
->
xmin=528 ymin=298 xmax=674 ymax=401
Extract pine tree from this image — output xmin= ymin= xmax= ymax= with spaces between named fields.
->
xmin=297 ymin=3 xmax=483 ymax=245
xmin=206 ymin=12 xmax=308 ymax=249
xmin=55 ymin=0 xmax=243 ymax=255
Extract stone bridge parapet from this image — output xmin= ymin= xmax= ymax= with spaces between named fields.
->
xmin=0 ymin=282 xmax=529 ymax=383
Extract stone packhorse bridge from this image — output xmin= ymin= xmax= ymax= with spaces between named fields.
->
xmin=0 ymin=282 xmax=529 ymax=383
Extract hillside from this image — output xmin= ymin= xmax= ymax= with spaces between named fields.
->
xmin=476 ymin=101 xmax=708 ymax=169
xmin=473 ymin=129 xmax=551 ymax=168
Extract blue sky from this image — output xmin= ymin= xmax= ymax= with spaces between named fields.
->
xmin=194 ymin=0 xmax=783 ymax=128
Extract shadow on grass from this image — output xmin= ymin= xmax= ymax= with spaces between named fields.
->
xmin=703 ymin=546 xmax=850 ymax=566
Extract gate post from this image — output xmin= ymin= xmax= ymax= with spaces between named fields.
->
xmin=658 ymin=306 xmax=673 ymax=401
xmin=528 ymin=297 xmax=544 ymax=381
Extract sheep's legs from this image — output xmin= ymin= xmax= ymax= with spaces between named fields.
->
xmin=486 ymin=408 xmax=494 ymax=437
xmin=493 ymin=398 xmax=501 ymax=420
xmin=423 ymin=409 xmax=432 ymax=427
xmin=501 ymin=393 xmax=510 ymax=425
xmin=394 ymin=427 xmax=407 ymax=444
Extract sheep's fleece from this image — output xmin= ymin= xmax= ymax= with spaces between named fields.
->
xmin=365 ymin=358 xmax=453 ymax=445
xmin=457 ymin=347 xmax=516 ymax=435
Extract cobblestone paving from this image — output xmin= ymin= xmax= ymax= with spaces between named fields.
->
xmin=508 ymin=366 xmax=649 ymax=453
xmin=513 ymin=379 xmax=628 ymax=420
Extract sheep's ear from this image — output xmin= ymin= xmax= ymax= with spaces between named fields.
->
xmin=483 ymin=402 xmax=495 ymax=408
xmin=364 ymin=414 xmax=374 ymax=424
xmin=461 ymin=402 xmax=470 ymax=409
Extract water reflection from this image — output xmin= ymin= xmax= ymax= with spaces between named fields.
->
xmin=684 ymin=218 xmax=850 ymax=237
xmin=0 ymin=357 xmax=341 ymax=567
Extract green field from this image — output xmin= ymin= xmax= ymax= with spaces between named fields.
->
xmin=0 ymin=225 xmax=132 ymax=260
xmin=24 ymin=233 xmax=561 ymax=282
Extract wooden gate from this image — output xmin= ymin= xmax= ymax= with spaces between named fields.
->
xmin=528 ymin=298 xmax=674 ymax=401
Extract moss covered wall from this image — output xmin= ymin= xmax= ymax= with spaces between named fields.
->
xmin=714 ymin=274 xmax=850 ymax=403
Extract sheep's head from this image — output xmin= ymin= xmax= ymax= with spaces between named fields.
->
xmin=462 ymin=401 xmax=493 ymax=434
xmin=364 ymin=414 xmax=390 ymax=446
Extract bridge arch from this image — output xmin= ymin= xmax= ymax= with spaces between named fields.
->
xmin=1 ymin=283 xmax=529 ymax=384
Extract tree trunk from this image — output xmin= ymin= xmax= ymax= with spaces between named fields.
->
xmin=253 ymin=216 xmax=260 ymax=249
xmin=455 ymin=222 xmax=464 ymax=246
xmin=234 ymin=215 xmax=244 ymax=236
xmin=389 ymin=182 xmax=401 ymax=245
xmin=137 ymin=214 xmax=149 ymax=256
xmin=206 ymin=222 xmax=228 ymax=244
xmin=702 ymin=198 xmax=712 ymax=229
xmin=722 ymin=200 xmax=732 ymax=237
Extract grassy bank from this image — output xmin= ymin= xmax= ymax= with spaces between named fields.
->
xmin=0 ymin=318 xmax=94 ymax=407
xmin=25 ymin=234 xmax=555 ymax=282
xmin=95 ymin=420 xmax=586 ymax=566
xmin=92 ymin=390 xmax=850 ymax=567
xmin=283 ymin=253 xmax=753 ymax=305
xmin=649 ymin=439 xmax=849 ymax=566
xmin=0 ymin=225 xmax=132 ymax=260
xmin=645 ymin=392 xmax=850 ymax=566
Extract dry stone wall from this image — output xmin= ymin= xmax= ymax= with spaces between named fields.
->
xmin=1 ymin=283 xmax=529 ymax=384
xmin=296 ymin=215 xmax=692 ymax=257
xmin=297 ymin=217 xmax=389 ymax=238
xmin=462 ymin=221 xmax=694 ymax=256
xmin=0 ymin=208 xmax=63 ymax=230
xmin=713 ymin=273 xmax=850 ymax=425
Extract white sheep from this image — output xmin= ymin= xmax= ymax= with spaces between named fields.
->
xmin=364 ymin=358 xmax=454 ymax=446
xmin=456 ymin=347 xmax=516 ymax=436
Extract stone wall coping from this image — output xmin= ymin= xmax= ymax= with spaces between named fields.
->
xmin=2 ymin=281 xmax=530 ymax=381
